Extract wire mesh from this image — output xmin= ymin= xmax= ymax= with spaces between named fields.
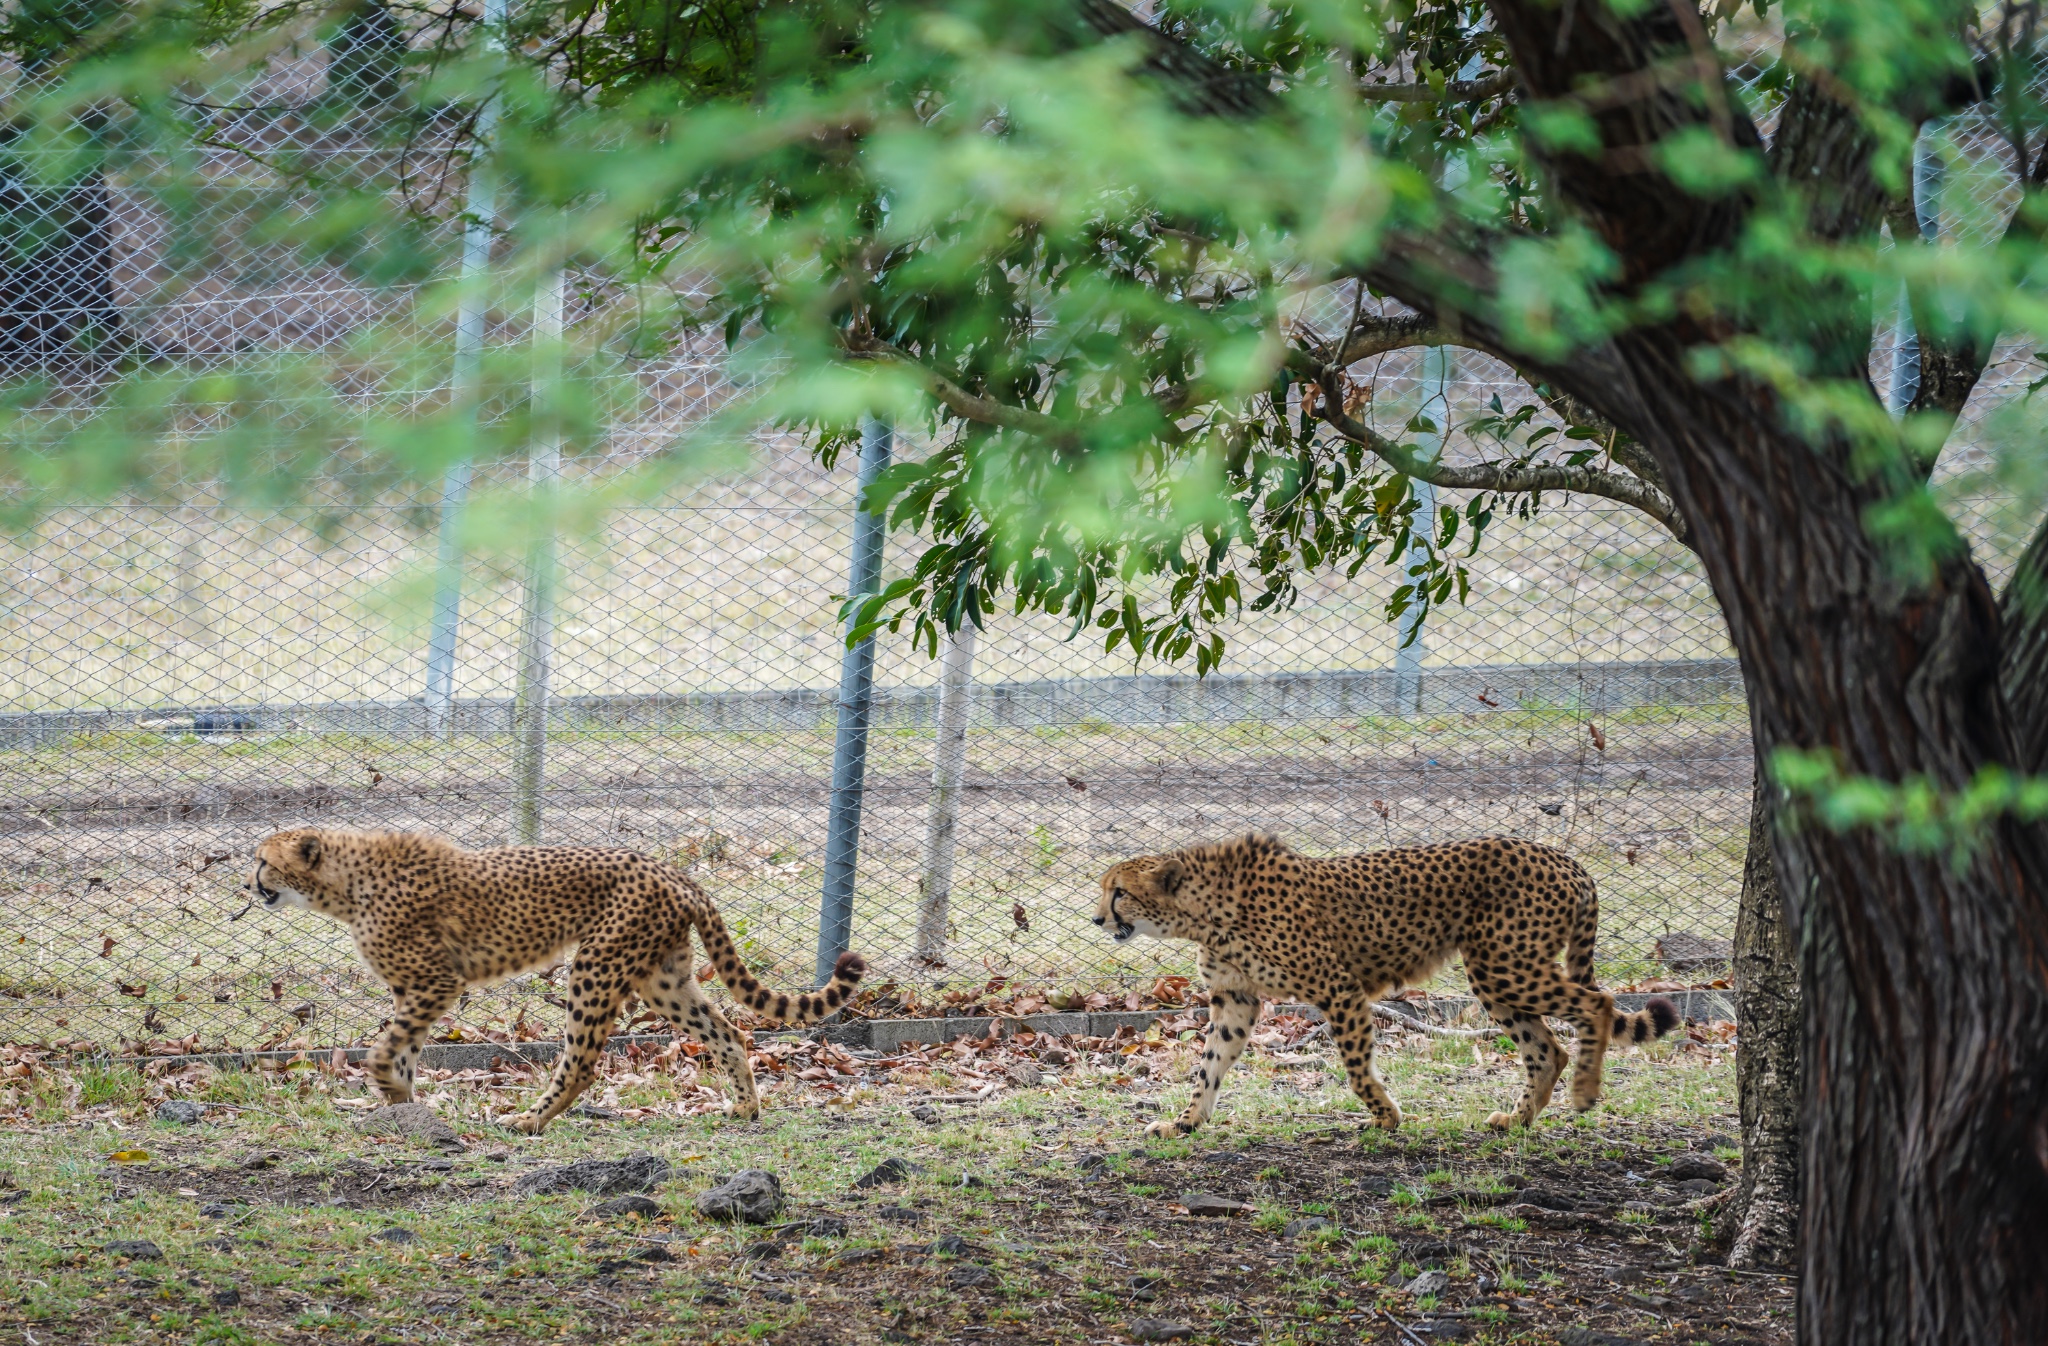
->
xmin=0 ymin=22 xmax=2039 ymax=1055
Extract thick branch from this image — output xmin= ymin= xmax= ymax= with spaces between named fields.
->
xmin=845 ymin=337 xmax=1078 ymax=445
xmin=1300 ymin=361 xmax=1688 ymax=540
xmin=2000 ymin=516 xmax=2048 ymax=774
xmin=1070 ymin=0 xmax=1275 ymax=119
xmin=1357 ymin=70 xmax=1516 ymax=104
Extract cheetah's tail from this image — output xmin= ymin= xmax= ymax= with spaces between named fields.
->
xmin=1613 ymin=997 xmax=1682 ymax=1046
xmin=694 ymin=905 xmax=866 ymax=1026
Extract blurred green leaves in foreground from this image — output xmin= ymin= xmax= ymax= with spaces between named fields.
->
xmin=3 ymin=0 xmax=2048 ymax=724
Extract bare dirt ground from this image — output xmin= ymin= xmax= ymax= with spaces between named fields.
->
xmin=0 ymin=1007 xmax=1787 ymax=1346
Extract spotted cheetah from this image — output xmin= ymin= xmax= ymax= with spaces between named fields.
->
xmin=242 ymin=828 xmax=866 ymax=1134
xmin=1095 ymin=834 xmax=1678 ymax=1136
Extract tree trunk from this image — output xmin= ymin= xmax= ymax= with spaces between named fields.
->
xmin=1728 ymin=770 xmax=1800 ymax=1270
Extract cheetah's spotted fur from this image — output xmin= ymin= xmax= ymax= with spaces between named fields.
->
xmin=243 ymin=828 xmax=866 ymax=1134
xmin=1094 ymin=834 xmax=1678 ymax=1136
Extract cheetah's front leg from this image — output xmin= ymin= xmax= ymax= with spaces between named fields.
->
xmin=1151 ymin=988 xmax=1258 ymax=1139
xmin=367 ymin=974 xmax=460 ymax=1105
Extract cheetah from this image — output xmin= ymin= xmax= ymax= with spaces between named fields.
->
xmin=241 ymin=827 xmax=866 ymax=1134
xmin=1094 ymin=834 xmax=1678 ymax=1136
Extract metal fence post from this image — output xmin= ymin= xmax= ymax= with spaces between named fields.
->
xmin=1393 ymin=345 xmax=1450 ymax=715
xmin=511 ymin=261 xmax=562 ymax=844
xmin=915 ymin=624 xmax=976 ymax=965
xmin=816 ymin=417 xmax=891 ymax=983
xmin=1888 ymin=125 xmax=1942 ymax=415
xmin=423 ymin=0 xmax=506 ymax=739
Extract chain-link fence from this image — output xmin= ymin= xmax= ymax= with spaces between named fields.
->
xmin=0 ymin=18 xmax=2038 ymax=1054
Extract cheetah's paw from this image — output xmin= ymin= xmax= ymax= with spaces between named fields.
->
xmin=507 ymin=1112 xmax=546 ymax=1136
xmin=1145 ymin=1117 xmax=1193 ymax=1140
xmin=1485 ymin=1111 xmax=1521 ymax=1131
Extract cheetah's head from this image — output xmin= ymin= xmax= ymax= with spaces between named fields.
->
xmin=242 ymin=828 xmax=350 ymax=922
xmin=1094 ymin=855 xmax=1189 ymax=943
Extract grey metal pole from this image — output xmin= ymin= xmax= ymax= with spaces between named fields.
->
xmin=423 ymin=0 xmax=506 ymax=739
xmin=915 ymin=623 xmax=976 ymax=966
xmin=512 ymin=262 xmax=563 ymax=844
xmin=816 ymin=417 xmax=891 ymax=983
xmin=1393 ymin=345 xmax=1450 ymax=715
xmin=1887 ymin=126 xmax=1942 ymax=415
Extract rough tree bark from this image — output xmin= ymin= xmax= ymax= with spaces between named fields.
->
xmin=1361 ymin=3 xmax=2048 ymax=1339
xmin=1728 ymin=773 xmax=1800 ymax=1269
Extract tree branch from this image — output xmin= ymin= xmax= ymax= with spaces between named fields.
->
xmin=1293 ymin=353 xmax=1689 ymax=542
xmin=1356 ymin=70 xmax=1516 ymax=104
xmin=843 ymin=336 xmax=1079 ymax=446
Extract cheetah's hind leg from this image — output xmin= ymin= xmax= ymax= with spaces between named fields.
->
xmin=634 ymin=956 xmax=760 ymax=1121
xmin=508 ymin=932 xmax=650 ymax=1136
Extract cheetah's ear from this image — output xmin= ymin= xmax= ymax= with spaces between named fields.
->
xmin=1155 ymin=857 xmax=1185 ymax=895
xmin=296 ymin=833 xmax=324 ymax=868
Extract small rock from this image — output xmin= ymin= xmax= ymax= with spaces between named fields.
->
xmin=927 ymin=1234 xmax=971 ymax=1256
xmin=485 ymin=1150 xmax=511 ymax=1162
xmin=1179 ymin=1193 xmax=1252 ymax=1217
xmin=517 ymin=1152 xmax=671 ymax=1198
xmin=1127 ymin=1273 xmax=1165 ymax=1301
xmin=908 ymin=1104 xmax=941 ymax=1126
xmin=835 ymin=1247 xmax=885 ymax=1264
xmin=210 ymin=1288 xmax=241 ymax=1308
xmin=199 ymin=1236 xmax=235 ymax=1253
xmin=1041 ymin=1047 xmax=1074 ymax=1066
xmin=1358 ymin=1176 xmax=1395 ymax=1195
xmin=947 ymin=1263 xmax=996 ymax=1288
xmin=855 ymin=1158 xmax=924 ymax=1189
xmin=103 ymin=1240 xmax=164 ymax=1261
xmin=155 ymin=1099 xmax=204 ymax=1125
xmin=1698 ymin=1133 xmax=1738 ymax=1152
xmin=1005 ymin=1063 xmax=1043 ymax=1088
xmin=1514 ymin=1186 xmax=1579 ymax=1211
xmin=1559 ymin=1330 xmax=1648 ymax=1346
xmin=743 ymin=1241 xmax=781 ymax=1260
xmin=780 ymin=1216 xmax=849 ymax=1240
xmin=1128 ymin=1060 xmax=1152 ymax=1078
xmin=198 ymin=1202 xmax=232 ymax=1219
xmin=760 ymin=1288 xmax=795 ymax=1304
xmin=373 ymin=1227 xmax=417 ymax=1245
xmin=635 ymin=1243 xmax=674 ymax=1263
xmin=695 ymin=1170 xmax=784 ymax=1224
xmin=353 ymin=1103 xmax=464 ymax=1152
xmin=1672 ymin=1179 xmax=1720 ymax=1199
xmin=1405 ymin=1269 xmax=1450 ymax=1297
xmin=593 ymin=1195 xmax=663 ymax=1219
xmin=876 ymin=1204 xmax=925 ymax=1223
xmin=1283 ymin=1216 xmax=1333 ymax=1238
xmin=1665 ymin=1155 xmax=1727 ymax=1183
xmin=1128 ymin=1320 xmax=1195 ymax=1342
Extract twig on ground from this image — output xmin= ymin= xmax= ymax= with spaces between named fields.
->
xmin=1379 ymin=1306 xmax=1431 ymax=1346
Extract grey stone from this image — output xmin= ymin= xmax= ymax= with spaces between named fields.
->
xmin=210 ymin=1288 xmax=241 ymax=1309
xmin=635 ymin=1243 xmax=674 ymax=1263
xmin=155 ymin=1099 xmax=204 ymax=1125
xmin=1514 ymin=1186 xmax=1579 ymax=1211
xmin=1128 ymin=1320 xmax=1194 ymax=1342
xmin=1665 ymin=1155 xmax=1727 ymax=1183
xmin=947 ymin=1263 xmax=996 ymax=1288
xmin=695 ymin=1169 xmax=784 ymax=1224
xmin=1180 ymin=1193 xmax=1252 ymax=1217
xmin=1040 ymin=1046 xmax=1075 ymax=1066
xmin=1005 ymin=1062 xmax=1043 ymax=1088
xmin=1405 ymin=1269 xmax=1450 ymax=1297
xmin=593 ymin=1195 xmax=664 ymax=1219
xmin=908 ymin=1104 xmax=941 ymax=1125
xmin=1283 ymin=1216 xmax=1333 ymax=1238
xmin=1672 ymin=1178 xmax=1720 ymax=1199
xmin=927 ymin=1234 xmax=971 ymax=1256
xmin=517 ymin=1152 xmax=671 ymax=1198
xmin=373 ymin=1227 xmax=417 ymax=1244
xmin=1698 ymin=1133 xmax=1738 ymax=1152
xmin=777 ymin=1216 xmax=849 ymax=1240
xmin=876 ymin=1204 xmax=926 ymax=1223
xmin=855 ymin=1158 xmax=923 ymax=1189
xmin=353 ymin=1103 xmax=463 ymax=1152
xmin=1127 ymin=1273 xmax=1165 ymax=1301
xmin=103 ymin=1240 xmax=164 ymax=1261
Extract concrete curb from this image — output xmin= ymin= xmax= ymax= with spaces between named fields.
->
xmin=109 ymin=989 xmax=1735 ymax=1073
